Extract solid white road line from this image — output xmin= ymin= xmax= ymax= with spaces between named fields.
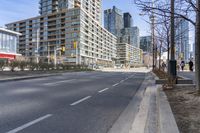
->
xmin=98 ymin=88 xmax=109 ymax=93
xmin=6 ymin=114 xmax=52 ymax=133
xmin=44 ymin=79 xmax=75 ymax=86
xmin=112 ymin=83 xmax=119 ymax=87
xmin=70 ymin=96 xmax=91 ymax=106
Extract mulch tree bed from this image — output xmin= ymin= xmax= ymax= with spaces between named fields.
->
xmin=165 ymin=87 xmax=200 ymax=133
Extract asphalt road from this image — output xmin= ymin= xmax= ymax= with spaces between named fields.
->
xmin=0 ymin=71 xmax=146 ymax=133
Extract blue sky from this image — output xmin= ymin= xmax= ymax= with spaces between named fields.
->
xmin=0 ymin=0 xmax=150 ymax=36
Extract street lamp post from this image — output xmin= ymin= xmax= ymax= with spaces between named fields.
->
xmin=168 ymin=0 xmax=177 ymax=79
xmin=36 ymin=28 xmax=40 ymax=63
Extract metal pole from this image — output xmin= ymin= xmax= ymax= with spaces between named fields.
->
xmin=36 ymin=28 xmax=40 ymax=63
xmin=48 ymin=42 xmax=50 ymax=64
xmin=54 ymin=48 xmax=57 ymax=68
xmin=76 ymin=41 xmax=78 ymax=65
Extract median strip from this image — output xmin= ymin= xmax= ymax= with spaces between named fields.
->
xmin=98 ymin=88 xmax=109 ymax=93
xmin=70 ymin=96 xmax=91 ymax=106
xmin=6 ymin=114 xmax=52 ymax=133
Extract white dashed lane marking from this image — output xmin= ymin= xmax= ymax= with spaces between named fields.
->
xmin=70 ymin=96 xmax=91 ymax=106
xmin=98 ymin=88 xmax=110 ymax=93
xmin=112 ymin=83 xmax=119 ymax=87
xmin=6 ymin=114 xmax=52 ymax=133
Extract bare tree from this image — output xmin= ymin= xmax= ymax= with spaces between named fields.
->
xmin=134 ymin=0 xmax=200 ymax=93
xmin=195 ymin=0 xmax=200 ymax=93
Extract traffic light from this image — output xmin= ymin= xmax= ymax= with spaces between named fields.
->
xmin=73 ymin=41 xmax=77 ymax=49
xmin=62 ymin=46 xmax=65 ymax=52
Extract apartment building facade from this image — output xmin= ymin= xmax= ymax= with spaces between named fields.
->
xmin=39 ymin=0 xmax=102 ymax=24
xmin=6 ymin=0 xmax=117 ymax=66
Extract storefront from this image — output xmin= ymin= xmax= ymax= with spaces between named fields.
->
xmin=0 ymin=28 xmax=21 ymax=61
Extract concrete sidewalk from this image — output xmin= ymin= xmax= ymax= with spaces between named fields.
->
xmin=109 ymin=72 xmax=179 ymax=133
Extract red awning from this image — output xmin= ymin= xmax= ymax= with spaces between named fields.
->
xmin=0 ymin=53 xmax=16 ymax=60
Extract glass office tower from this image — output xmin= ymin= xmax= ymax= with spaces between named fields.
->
xmin=104 ymin=6 xmax=123 ymax=35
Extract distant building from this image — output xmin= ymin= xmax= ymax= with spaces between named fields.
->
xmin=104 ymin=7 xmax=140 ymax=48
xmin=175 ymin=18 xmax=189 ymax=61
xmin=143 ymin=52 xmax=153 ymax=67
xmin=140 ymin=36 xmax=152 ymax=53
xmin=189 ymin=43 xmax=195 ymax=60
xmin=0 ymin=28 xmax=21 ymax=61
xmin=118 ymin=26 xmax=140 ymax=48
xmin=116 ymin=43 xmax=142 ymax=67
xmin=123 ymin=13 xmax=132 ymax=28
xmin=104 ymin=6 xmax=123 ymax=35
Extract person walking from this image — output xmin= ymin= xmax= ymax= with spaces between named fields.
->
xmin=189 ymin=60 xmax=194 ymax=71
xmin=180 ymin=60 xmax=185 ymax=71
xmin=161 ymin=62 xmax=166 ymax=71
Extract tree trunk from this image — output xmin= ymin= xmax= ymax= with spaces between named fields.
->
xmin=159 ymin=41 xmax=162 ymax=70
xmin=196 ymin=0 xmax=200 ymax=93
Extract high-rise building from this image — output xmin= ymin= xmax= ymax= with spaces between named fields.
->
xmin=39 ymin=0 xmax=102 ymax=24
xmin=6 ymin=0 xmax=117 ymax=66
xmin=118 ymin=26 xmax=140 ymax=48
xmin=175 ymin=18 xmax=189 ymax=61
xmin=123 ymin=13 xmax=132 ymax=28
xmin=104 ymin=7 xmax=140 ymax=48
xmin=104 ymin=6 xmax=123 ymax=35
xmin=140 ymin=36 xmax=152 ymax=53
xmin=39 ymin=0 xmax=74 ymax=15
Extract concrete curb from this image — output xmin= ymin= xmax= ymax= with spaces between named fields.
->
xmin=155 ymin=79 xmax=193 ymax=84
xmin=108 ymin=73 xmax=154 ymax=133
xmin=129 ymin=86 xmax=154 ymax=133
xmin=151 ymin=72 xmax=179 ymax=133
xmin=128 ymin=85 xmax=179 ymax=133
xmin=157 ymin=86 xmax=180 ymax=133
xmin=0 ymin=74 xmax=62 ymax=83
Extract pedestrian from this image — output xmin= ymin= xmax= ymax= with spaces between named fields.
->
xmin=189 ymin=60 xmax=194 ymax=71
xmin=161 ymin=62 xmax=166 ymax=71
xmin=180 ymin=60 xmax=185 ymax=71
